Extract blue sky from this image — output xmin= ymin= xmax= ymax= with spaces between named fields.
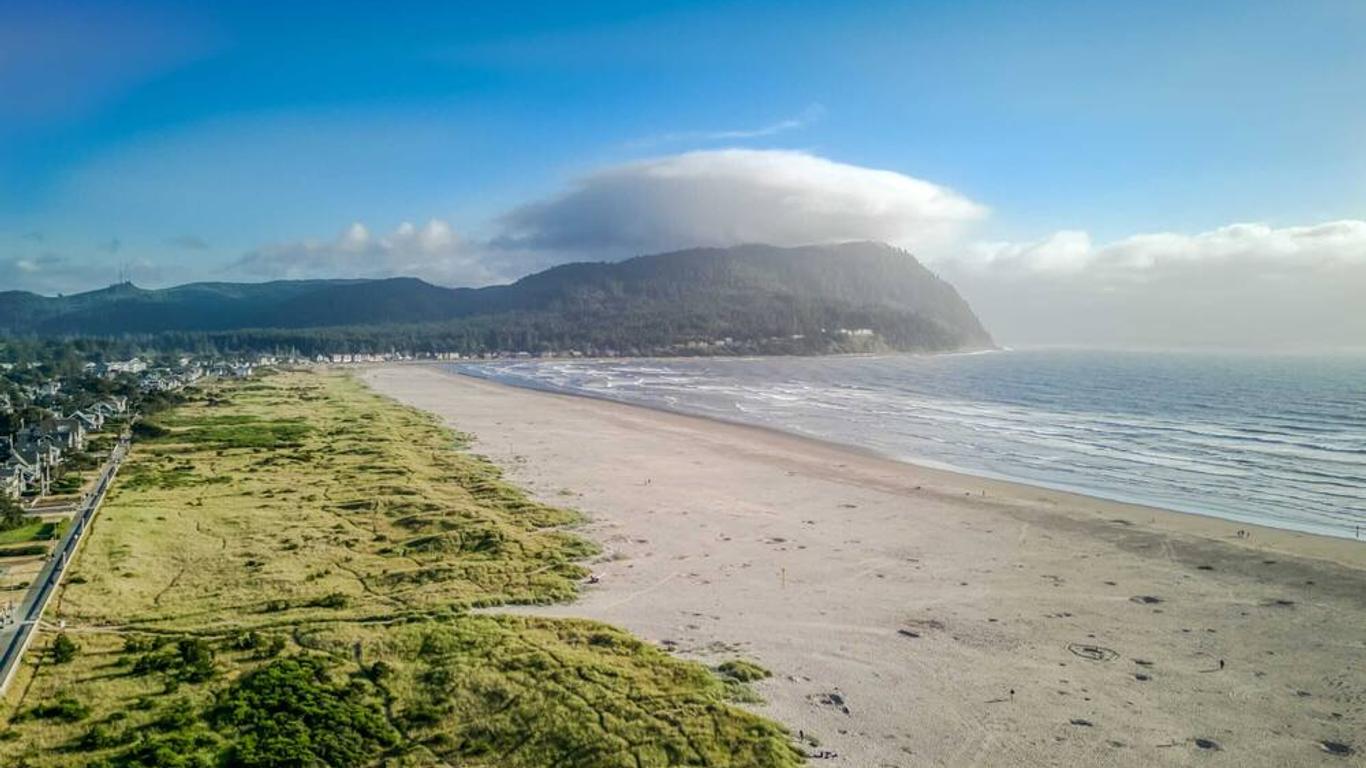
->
xmin=3 ymin=0 xmax=1365 ymax=345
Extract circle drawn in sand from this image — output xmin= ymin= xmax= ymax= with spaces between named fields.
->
xmin=1067 ymin=643 xmax=1118 ymax=662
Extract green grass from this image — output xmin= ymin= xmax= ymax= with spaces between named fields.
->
xmin=0 ymin=521 xmax=62 ymax=547
xmin=718 ymin=659 xmax=773 ymax=683
xmin=0 ymin=371 xmax=801 ymax=767
xmin=0 ymin=544 xmax=48 ymax=558
xmin=50 ymin=474 xmax=84 ymax=494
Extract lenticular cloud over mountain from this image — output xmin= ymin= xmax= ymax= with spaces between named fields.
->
xmin=496 ymin=149 xmax=987 ymax=257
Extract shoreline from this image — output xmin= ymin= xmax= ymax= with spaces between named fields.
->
xmin=447 ymin=362 xmax=1364 ymax=560
xmin=362 ymin=363 xmax=1364 ymax=766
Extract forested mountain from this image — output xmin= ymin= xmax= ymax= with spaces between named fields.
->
xmin=0 ymin=242 xmax=994 ymax=356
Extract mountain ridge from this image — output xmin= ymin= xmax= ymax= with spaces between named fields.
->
xmin=0 ymin=242 xmax=994 ymax=355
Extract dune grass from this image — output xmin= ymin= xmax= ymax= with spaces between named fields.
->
xmin=0 ymin=371 xmax=801 ymax=767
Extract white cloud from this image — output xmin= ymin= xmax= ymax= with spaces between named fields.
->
xmin=496 ymin=149 xmax=986 ymax=257
xmin=219 ymin=149 xmax=984 ymax=288
xmin=232 ymin=219 xmax=504 ymax=286
xmin=958 ymin=220 xmax=1366 ymax=279
xmin=937 ymin=220 xmax=1366 ymax=348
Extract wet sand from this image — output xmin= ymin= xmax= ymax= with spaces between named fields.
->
xmin=362 ymin=364 xmax=1365 ymax=767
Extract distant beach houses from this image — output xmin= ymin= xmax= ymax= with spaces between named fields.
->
xmin=0 ymin=362 xmax=166 ymax=502
xmin=0 ymin=405 xmax=121 ymax=498
xmin=1 ymin=353 xmax=284 ymax=501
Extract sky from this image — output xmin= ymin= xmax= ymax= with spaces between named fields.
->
xmin=3 ymin=0 xmax=1365 ymax=347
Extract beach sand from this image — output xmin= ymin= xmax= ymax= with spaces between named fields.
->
xmin=361 ymin=364 xmax=1365 ymax=767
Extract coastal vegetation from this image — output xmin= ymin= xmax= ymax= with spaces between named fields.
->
xmin=0 ymin=371 xmax=800 ymax=767
xmin=0 ymin=496 xmax=33 ymax=535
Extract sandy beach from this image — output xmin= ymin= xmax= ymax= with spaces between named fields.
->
xmin=362 ymin=364 xmax=1365 ymax=767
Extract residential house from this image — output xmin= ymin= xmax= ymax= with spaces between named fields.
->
xmin=7 ymin=442 xmax=58 ymax=496
xmin=45 ymin=418 xmax=87 ymax=452
xmin=92 ymin=396 xmax=129 ymax=418
xmin=71 ymin=409 xmax=104 ymax=432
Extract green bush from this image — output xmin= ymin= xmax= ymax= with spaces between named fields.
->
xmin=309 ymin=592 xmax=350 ymax=609
xmin=717 ymin=658 xmax=772 ymax=682
xmin=131 ymin=421 xmax=170 ymax=440
xmin=129 ymin=637 xmax=216 ymax=683
xmin=52 ymin=633 xmax=80 ymax=664
xmin=98 ymin=729 xmax=221 ymax=768
xmin=210 ymin=656 xmax=398 ymax=768
xmin=30 ymin=696 xmax=90 ymax=722
xmin=78 ymin=722 xmax=125 ymax=750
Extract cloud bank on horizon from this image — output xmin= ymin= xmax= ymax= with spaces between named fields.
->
xmin=941 ymin=220 xmax=1366 ymax=348
xmin=6 ymin=148 xmax=1365 ymax=348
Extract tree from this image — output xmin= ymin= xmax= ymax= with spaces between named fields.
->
xmin=52 ymin=633 xmax=79 ymax=664
xmin=0 ymin=494 xmax=31 ymax=532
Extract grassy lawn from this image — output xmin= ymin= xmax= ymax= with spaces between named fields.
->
xmin=0 ymin=521 xmax=61 ymax=547
xmin=0 ymin=371 xmax=800 ymax=767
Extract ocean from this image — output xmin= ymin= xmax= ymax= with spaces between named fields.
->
xmin=454 ymin=350 xmax=1366 ymax=541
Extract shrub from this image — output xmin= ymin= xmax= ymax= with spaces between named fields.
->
xmin=153 ymin=698 xmax=198 ymax=731
xmin=256 ymin=635 xmax=287 ymax=659
xmin=101 ymin=729 xmax=221 ymax=768
xmin=31 ymin=697 xmax=90 ymax=722
xmin=176 ymin=638 xmax=216 ymax=683
xmin=123 ymin=635 xmax=160 ymax=653
xmin=209 ymin=656 xmax=398 ymax=768
xmin=310 ymin=592 xmax=349 ymax=609
xmin=130 ymin=637 xmax=215 ymax=683
xmin=717 ymin=659 xmax=772 ymax=683
xmin=366 ymin=660 xmax=393 ymax=682
xmin=52 ymin=633 xmax=79 ymax=664
xmin=78 ymin=723 xmax=124 ymax=750
xmin=132 ymin=422 xmax=170 ymax=440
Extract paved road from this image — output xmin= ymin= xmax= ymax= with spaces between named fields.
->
xmin=0 ymin=436 xmax=128 ymax=695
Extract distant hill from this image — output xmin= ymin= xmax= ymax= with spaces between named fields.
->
xmin=0 ymin=242 xmax=994 ymax=355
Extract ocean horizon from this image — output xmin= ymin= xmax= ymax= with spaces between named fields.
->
xmin=455 ymin=348 xmax=1366 ymax=541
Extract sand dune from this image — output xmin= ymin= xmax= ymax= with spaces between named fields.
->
xmin=362 ymin=364 xmax=1365 ymax=767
